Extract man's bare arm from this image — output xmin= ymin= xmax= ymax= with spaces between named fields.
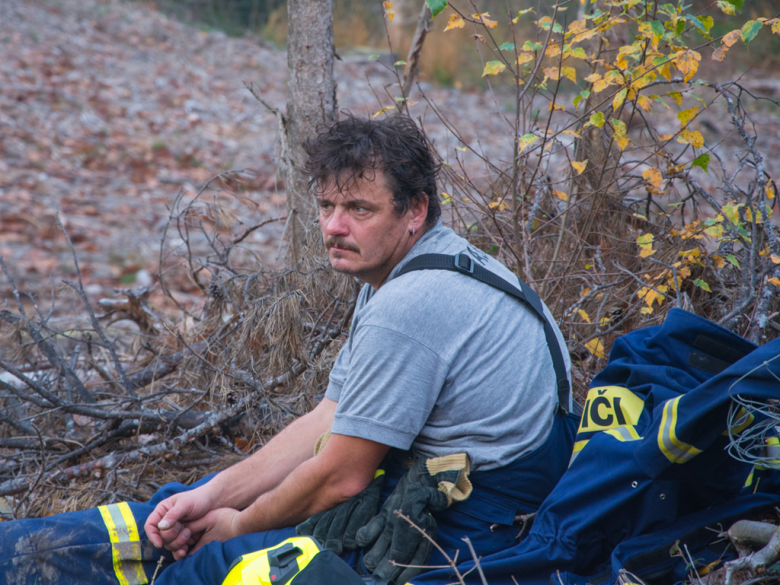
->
xmin=184 ymin=432 xmax=390 ymax=553
xmin=145 ymin=397 xmax=337 ymax=554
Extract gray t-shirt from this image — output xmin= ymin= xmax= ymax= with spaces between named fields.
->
xmin=326 ymin=222 xmax=571 ymax=471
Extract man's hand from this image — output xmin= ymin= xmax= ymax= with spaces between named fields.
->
xmin=186 ymin=508 xmax=242 ymax=555
xmin=144 ymin=488 xmax=215 ymax=559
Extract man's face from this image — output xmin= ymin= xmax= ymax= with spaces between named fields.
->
xmin=317 ymin=172 xmax=427 ymax=289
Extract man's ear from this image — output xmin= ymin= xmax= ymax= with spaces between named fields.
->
xmin=409 ymin=194 xmax=429 ymax=232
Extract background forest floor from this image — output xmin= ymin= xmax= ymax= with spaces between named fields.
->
xmin=4 ymin=0 xmax=780 ymax=313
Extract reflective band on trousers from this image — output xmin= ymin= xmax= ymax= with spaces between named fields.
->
xmin=658 ymin=396 xmax=702 ymax=464
xmin=98 ymin=502 xmax=148 ymax=585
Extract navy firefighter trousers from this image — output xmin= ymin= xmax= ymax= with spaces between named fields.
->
xmin=0 ymin=411 xmax=577 ymax=584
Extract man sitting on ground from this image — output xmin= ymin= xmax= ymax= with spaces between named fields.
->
xmin=1 ymin=115 xmax=577 ymax=585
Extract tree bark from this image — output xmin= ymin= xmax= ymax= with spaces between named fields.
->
xmin=400 ymin=2 xmax=432 ymax=104
xmin=285 ymin=0 xmax=338 ymax=263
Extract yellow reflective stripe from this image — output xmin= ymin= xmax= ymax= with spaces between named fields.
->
xmin=568 ymin=439 xmax=589 ymax=466
xmin=744 ymin=467 xmax=755 ymax=489
xmin=722 ymin=407 xmax=754 ymax=436
xmin=374 ymin=469 xmax=386 ymax=479
xmin=658 ymin=397 xmax=702 ymax=464
xmin=604 ymin=425 xmax=641 ymax=442
xmin=98 ymin=503 xmax=148 ymax=585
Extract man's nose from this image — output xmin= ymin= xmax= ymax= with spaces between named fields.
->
xmin=323 ymin=208 xmax=349 ymax=237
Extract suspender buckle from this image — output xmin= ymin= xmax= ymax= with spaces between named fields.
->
xmin=454 ymin=253 xmax=474 ymax=274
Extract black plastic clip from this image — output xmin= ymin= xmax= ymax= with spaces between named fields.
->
xmin=454 ymin=253 xmax=474 ymax=274
xmin=268 ymin=543 xmax=303 ymax=585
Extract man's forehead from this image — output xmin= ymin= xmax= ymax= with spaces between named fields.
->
xmin=316 ymin=174 xmax=390 ymax=202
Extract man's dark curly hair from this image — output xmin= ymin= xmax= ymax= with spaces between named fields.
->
xmin=304 ymin=114 xmax=441 ymax=227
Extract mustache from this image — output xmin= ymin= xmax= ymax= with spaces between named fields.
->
xmin=325 ymin=236 xmax=360 ymax=254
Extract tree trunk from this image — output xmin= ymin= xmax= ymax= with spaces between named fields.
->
xmin=285 ymin=0 xmax=337 ymax=263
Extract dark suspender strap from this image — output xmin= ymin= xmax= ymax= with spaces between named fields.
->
xmin=396 ymin=253 xmax=571 ymax=414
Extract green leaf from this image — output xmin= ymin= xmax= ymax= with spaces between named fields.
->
xmin=522 ymin=41 xmax=543 ymax=51
xmin=650 ymin=20 xmax=665 ymax=38
xmin=426 ymin=0 xmax=448 ymax=18
xmin=369 ymin=55 xmax=379 ymax=60
xmin=675 ymin=20 xmax=685 ymax=37
xmin=574 ymin=95 xmax=584 ymax=109
xmin=498 ymin=43 xmax=516 ymax=51
xmin=693 ymin=279 xmax=712 ymax=292
xmin=589 ymin=111 xmax=605 ymax=128
xmin=394 ymin=60 xmax=406 ymax=67
xmin=741 ymin=20 xmax=762 ymax=45
xmin=691 ymin=153 xmax=710 ymax=173
xmin=699 ymin=16 xmax=714 ymax=34
xmin=687 ymin=15 xmax=711 ymax=38
xmin=727 ymin=0 xmax=745 ymax=12
xmin=726 ymin=254 xmax=741 ymax=268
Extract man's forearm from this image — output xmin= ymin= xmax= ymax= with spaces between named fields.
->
xmin=199 ymin=399 xmax=336 ymax=510
xmin=233 ymin=433 xmax=389 ymax=534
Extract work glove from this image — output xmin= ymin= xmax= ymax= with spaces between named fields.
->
xmin=296 ymin=471 xmax=386 ymax=554
xmin=356 ymin=453 xmax=472 ymax=585
xmin=296 ymin=429 xmax=385 ymax=554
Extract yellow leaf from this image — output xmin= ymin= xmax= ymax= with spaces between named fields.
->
xmin=383 ymin=1 xmax=394 ymax=22
xmin=613 ymin=87 xmax=628 ymax=111
xmin=612 ymin=118 xmax=629 ymax=150
xmin=773 ymin=20 xmax=780 ymax=35
xmin=372 ymin=105 xmax=394 ymax=118
xmin=444 ymin=14 xmax=466 ymax=31
xmin=718 ymin=0 xmax=736 ymax=15
xmin=567 ymin=47 xmax=588 ymax=60
xmin=518 ymin=133 xmax=539 ymax=153
xmin=723 ymin=203 xmax=742 ymax=225
xmin=584 ymin=338 xmax=605 ymax=358
xmin=723 ymin=29 xmax=742 ymax=48
xmin=473 ymin=12 xmax=498 ymax=28
xmin=571 ymin=160 xmax=588 ymax=175
xmin=482 ymin=61 xmax=506 ymax=76
xmin=668 ymin=91 xmax=683 ymax=106
xmin=593 ymin=79 xmax=612 ymax=93
xmin=581 ymin=287 xmax=591 ymax=298
xmin=760 ymin=247 xmax=770 ymax=257
xmin=562 ymin=129 xmax=581 ymax=138
xmin=769 ymin=277 xmax=780 ymax=287
xmin=543 ymin=66 xmax=575 ymax=83
xmin=675 ymin=50 xmax=701 ymax=83
xmin=658 ymin=133 xmax=674 ymax=141
xmin=585 ymin=73 xmax=602 ymax=83
xmin=766 ymin=183 xmax=775 ymax=199
xmin=677 ymin=106 xmax=700 ymax=128
xmin=517 ymin=52 xmax=534 ymax=65
xmin=771 ymin=255 xmax=780 ymax=264
xmin=637 ymin=95 xmax=653 ymax=113
xmin=568 ymin=19 xmax=587 ymax=35
xmin=553 ymin=189 xmax=568 ymax=201
xmin=643 ymin=167 xmax=663 ymax=190
xmin=578 ymin=309 xmax=591 ymax=323
xmin=712 ymin=254 xmax=725 ymax=269
xmin=589 ymin=112 xmax=605 ymax=128
xmin=677 ymin=130 xmax=704 ymax=149
xmin=679 ymin=247 xmax=701 ymax=258
xmin=549 ymin=103 xmax=566 ymax=112
xmin=545 ymin=43 xmax=562 ymax=58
